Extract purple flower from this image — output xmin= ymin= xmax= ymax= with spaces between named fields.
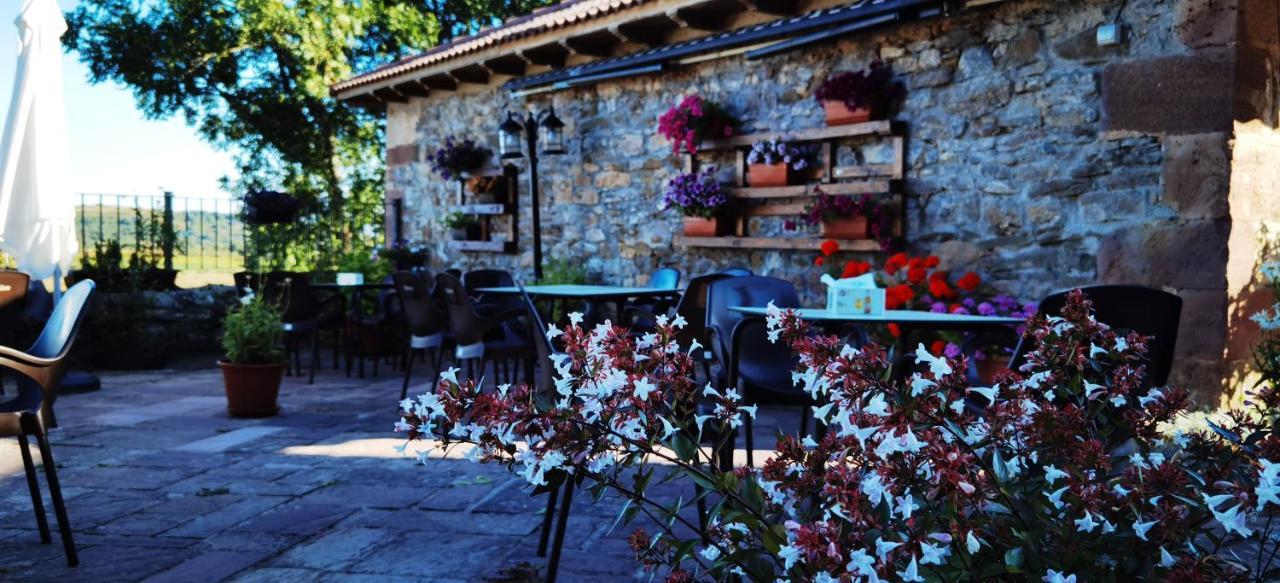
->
xmin=977 ymin=302 xmax=996 ymax=316
xmin=930 ymin=302 xmax=947 ymax=313
xmin=943 ymin=343 xmax=962 ymax=359
xmin=951 ymin=306 xmax=971 ymax=315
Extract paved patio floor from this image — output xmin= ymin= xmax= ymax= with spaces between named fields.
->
xmin=0 ymin=358 xmax=794 ymax=582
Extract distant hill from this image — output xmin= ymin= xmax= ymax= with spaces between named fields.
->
xmin=75 ymin=196 xmax=246 ymax=273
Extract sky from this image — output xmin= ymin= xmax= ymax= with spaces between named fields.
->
xmin=0 ymin=0 xmax=238 ymax=200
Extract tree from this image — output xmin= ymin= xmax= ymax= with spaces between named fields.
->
xmin=64 ymin=0 xmax=550 ymax=269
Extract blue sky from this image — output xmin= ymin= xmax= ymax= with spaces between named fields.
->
xmin=0 ymin=0 xmax=238 ymax=200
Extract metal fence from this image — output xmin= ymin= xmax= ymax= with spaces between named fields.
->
xmin=76 ymin=192 xmax=246 ymax=273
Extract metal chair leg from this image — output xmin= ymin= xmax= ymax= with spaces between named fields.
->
xmin=536 ymin=484 xmax=559 ymax=557
xmin=16 ymin=432 xmax=50 ymax=543
xmin=308 ymin=330 xmax=319 ymax=384
xmin=545 ymin=480 xmax=574 ymax=583
xmin=744 ymin=417 xmax=755 ymax=467
xmin=33 ymin=430 xmax=77 ymax=566
xmin=400 ymin=347 xmax=416 ymax=401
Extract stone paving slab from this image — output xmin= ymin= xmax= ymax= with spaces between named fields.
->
xmin=0 ymin=362 xmax=794 ymax=581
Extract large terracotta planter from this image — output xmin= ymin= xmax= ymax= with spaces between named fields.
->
xmin=219 ymin=361 xmax=284 ymax=417
xmin=683 ymin=216 xmax=729 ymax=237
xmin=822 ymin=100 xmax=873 ymax=126
xmin=976 ymin=355 xmax=1011 ymax=386
xmin=820 ymin=215 xmax=869 ymax=239
xmin=748 ymin=163 xmax=793 ymax=187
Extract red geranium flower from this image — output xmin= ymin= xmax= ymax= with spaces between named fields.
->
xmin=957 ymin=271 xmax=981 ymax=292
xmin=929 ymin=278 xmax=955 ymax=300
xmin=815 ymin=256 xmax=825 ymax=267
xmin=841 ymin=260 xmax=871 ymax=278
xmin=884 ymin=252 xmax=908 ymax=273
xmin=820 ymin=240 xmax=840 ymax=257
xmin=924 ymin=255 xmax=940 ymax=268
xmin=930 ymin=339 xmax=946 ymax=356
xmin=887 ymin=322 xmax=900 ymax=337
xmin=906 ymin=265 xmax=927 ymax=285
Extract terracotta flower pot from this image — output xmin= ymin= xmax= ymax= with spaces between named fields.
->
xmin=822 ymin=100 xmax=874 ymax=126
xmin=820 ymin=215 xmax=869 ymax=240
xmin=976 ymin=355 xmax=1011 ymax=385
xmin=219 ymin=361 xmax=284 ymax=417
xmin=748 ymin=163 xmax=793 ymax=187
xmin=683 ymin=216 xmax=728 ymax=237
xmin=451 ymin=224 xmax=482 ymax=241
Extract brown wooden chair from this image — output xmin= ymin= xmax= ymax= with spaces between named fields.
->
xmin=0 ymin=279 xmax=96 ymax=566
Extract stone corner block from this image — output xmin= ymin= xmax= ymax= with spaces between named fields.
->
xmin=1096 ymin=219 xmax=1230 ymax=289
xmin=1162 ymin=132 xmax=1231 ymax=220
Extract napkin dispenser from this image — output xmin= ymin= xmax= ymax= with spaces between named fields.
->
xmin=822 ymin=273 xmax=885 ymax=315
xmin=336 ymin=272 xmax=365 ymax=286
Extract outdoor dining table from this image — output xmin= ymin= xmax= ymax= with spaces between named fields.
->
xmin=312 ymin=281 xmax=394 ymax=320
xmin=475 ymin=284 xmax=681 ymax=325
xmin=730 ymin=306 xmax=1025 ymax=379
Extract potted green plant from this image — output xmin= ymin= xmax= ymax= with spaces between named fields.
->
xmin=661 ymin=167 xmax=731 ymax=237
xmin=442 ymin=212 xmax=482 ymax=241
xmin=746 ymin=139 xmax=812 ymax=187
xmin=813 ymin=62 xmax=905 ymax=126
xmin=219 ymin=293 xmax=286 ymax=417
xmin=657 ymin=95 xmax=738 ymax=154
xmin=791 ymin=188 xmax=891 ymax=247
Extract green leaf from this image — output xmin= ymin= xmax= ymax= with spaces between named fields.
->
xmin=671 ymin=434 xmax=699 ymax=463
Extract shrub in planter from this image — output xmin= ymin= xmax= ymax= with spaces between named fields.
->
xmin=395 ymin=291 xmax=1280 ymax=581
xmin=429 ymin=136 xmax=491 ymax=180
xmin=657 ymin=95 xmax=738 ymax=154
xmin=661 ymin=167 xmax=731 ymax=237
xmin=441 ymin=212 xmax=481 ymax=241
xmin=746 ymin=139 xmax=811 ymax=187
xmin=814 ymin=62 xmax=905 ymax=125
xmin=789 ymin=188 xmax=892 ymax=248
xmin=219 ymin=293 xmax=285 ymax=417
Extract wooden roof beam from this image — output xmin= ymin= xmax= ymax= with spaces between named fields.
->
xmin=450 ymin=64 xmax=490 ymax=85
xmin=613 ymin=16 xmax=680 ymax=46
xmin=561 ymin=30 xmax=620 ymax=58
xmin=422 ymin=74 xmax=457 ymax=91
xmin=483 ymin=55 xmax=527 ymax=77
xmin=519 ymin=43 xmax=571 ymax=69
xmin=372 ymin=87 xmax=407 ymax=103
xmin=394 ymin=80 xmax=431 ymax=98
xmin=747 ymin=0 xmax=799 ymax=16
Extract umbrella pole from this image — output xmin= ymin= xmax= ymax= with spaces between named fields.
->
xmin=52 ymin=265 xmax=61 ymax=304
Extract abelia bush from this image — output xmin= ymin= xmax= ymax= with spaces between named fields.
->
xmin=395 ymin=293 xmax=1280 ymax=582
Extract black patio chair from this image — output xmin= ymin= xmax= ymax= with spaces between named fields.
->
xmin=1011 ymin=285 xmax=1182 ymax=389
xmin=236 ymin=272 xmax=323 ymax=383
xmin=437 ymin=273 xmax=534 ymax=386
xmin=706 ymin=276 xmax=805 ymax=466
xmin=721 ymin=266 xmax=753 ymax=276
xmin=0 ymin=279 xmax=96 ymax=566
xmin=625 ymin=267 xmax=681 ymax=323
xmin=393 ymin=271 xmax=450 ymax=400
xmin=463 ymin=268 xmax=523 ymax=312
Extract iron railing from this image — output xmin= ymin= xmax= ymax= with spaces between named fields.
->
xmin=76 ymin=192 xmax=246 ymax=273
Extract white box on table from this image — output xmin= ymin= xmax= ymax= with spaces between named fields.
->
xmin=823 ymin=273 xmax=885 ymax=316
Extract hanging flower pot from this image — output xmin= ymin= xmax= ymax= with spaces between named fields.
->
xmin=683 ymin=216 xmax=730 ymax=238
xmin=748 ymin=163 xmax=794 ymax=187
xmin=821 ymin=100 xmax=874 ymax=126
xmin=820 ymin=215 xmax=869 ymax=240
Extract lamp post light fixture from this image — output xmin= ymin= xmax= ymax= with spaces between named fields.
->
xmin=498 ymin=106 xmax=569 ymax=280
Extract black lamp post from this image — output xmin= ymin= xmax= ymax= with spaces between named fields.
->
xmin=499 ymin=106 xmax=567 ymax=280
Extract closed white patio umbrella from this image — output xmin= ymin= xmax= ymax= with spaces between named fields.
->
xmin=0 ymin=0 xmax=77 ymax=296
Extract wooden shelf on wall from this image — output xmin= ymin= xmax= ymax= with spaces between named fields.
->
xmin=675 ymin=236 xmax=881 ymax=252
xmin=724 ymin=180 xmax=899 ymax=199
xmin=448 ymin=240 xmax=515 ymax=253
xmin=454 ymin=203 xmax=510 ymax=215
xmin=697 ymin=120 xmax=902 ymax=150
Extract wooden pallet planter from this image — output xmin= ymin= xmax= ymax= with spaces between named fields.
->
xmin=679 ymin=120 xmax=906 ymax=251
xmin=449 ymin=165 xmax=518 ymax=254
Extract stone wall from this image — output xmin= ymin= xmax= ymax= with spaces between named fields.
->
xmin=383 ymin=0 xmax=1267 ymax=402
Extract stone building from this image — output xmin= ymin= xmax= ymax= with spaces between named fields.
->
xmin=334 ymin=0 xmax=1280 ymax=404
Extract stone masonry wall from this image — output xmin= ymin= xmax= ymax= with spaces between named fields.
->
xmin=384 ymin=0 xmax=1248 ymax=400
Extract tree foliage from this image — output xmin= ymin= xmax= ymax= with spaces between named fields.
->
xmin=64 ymin=0 xmax=550 ymax=270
